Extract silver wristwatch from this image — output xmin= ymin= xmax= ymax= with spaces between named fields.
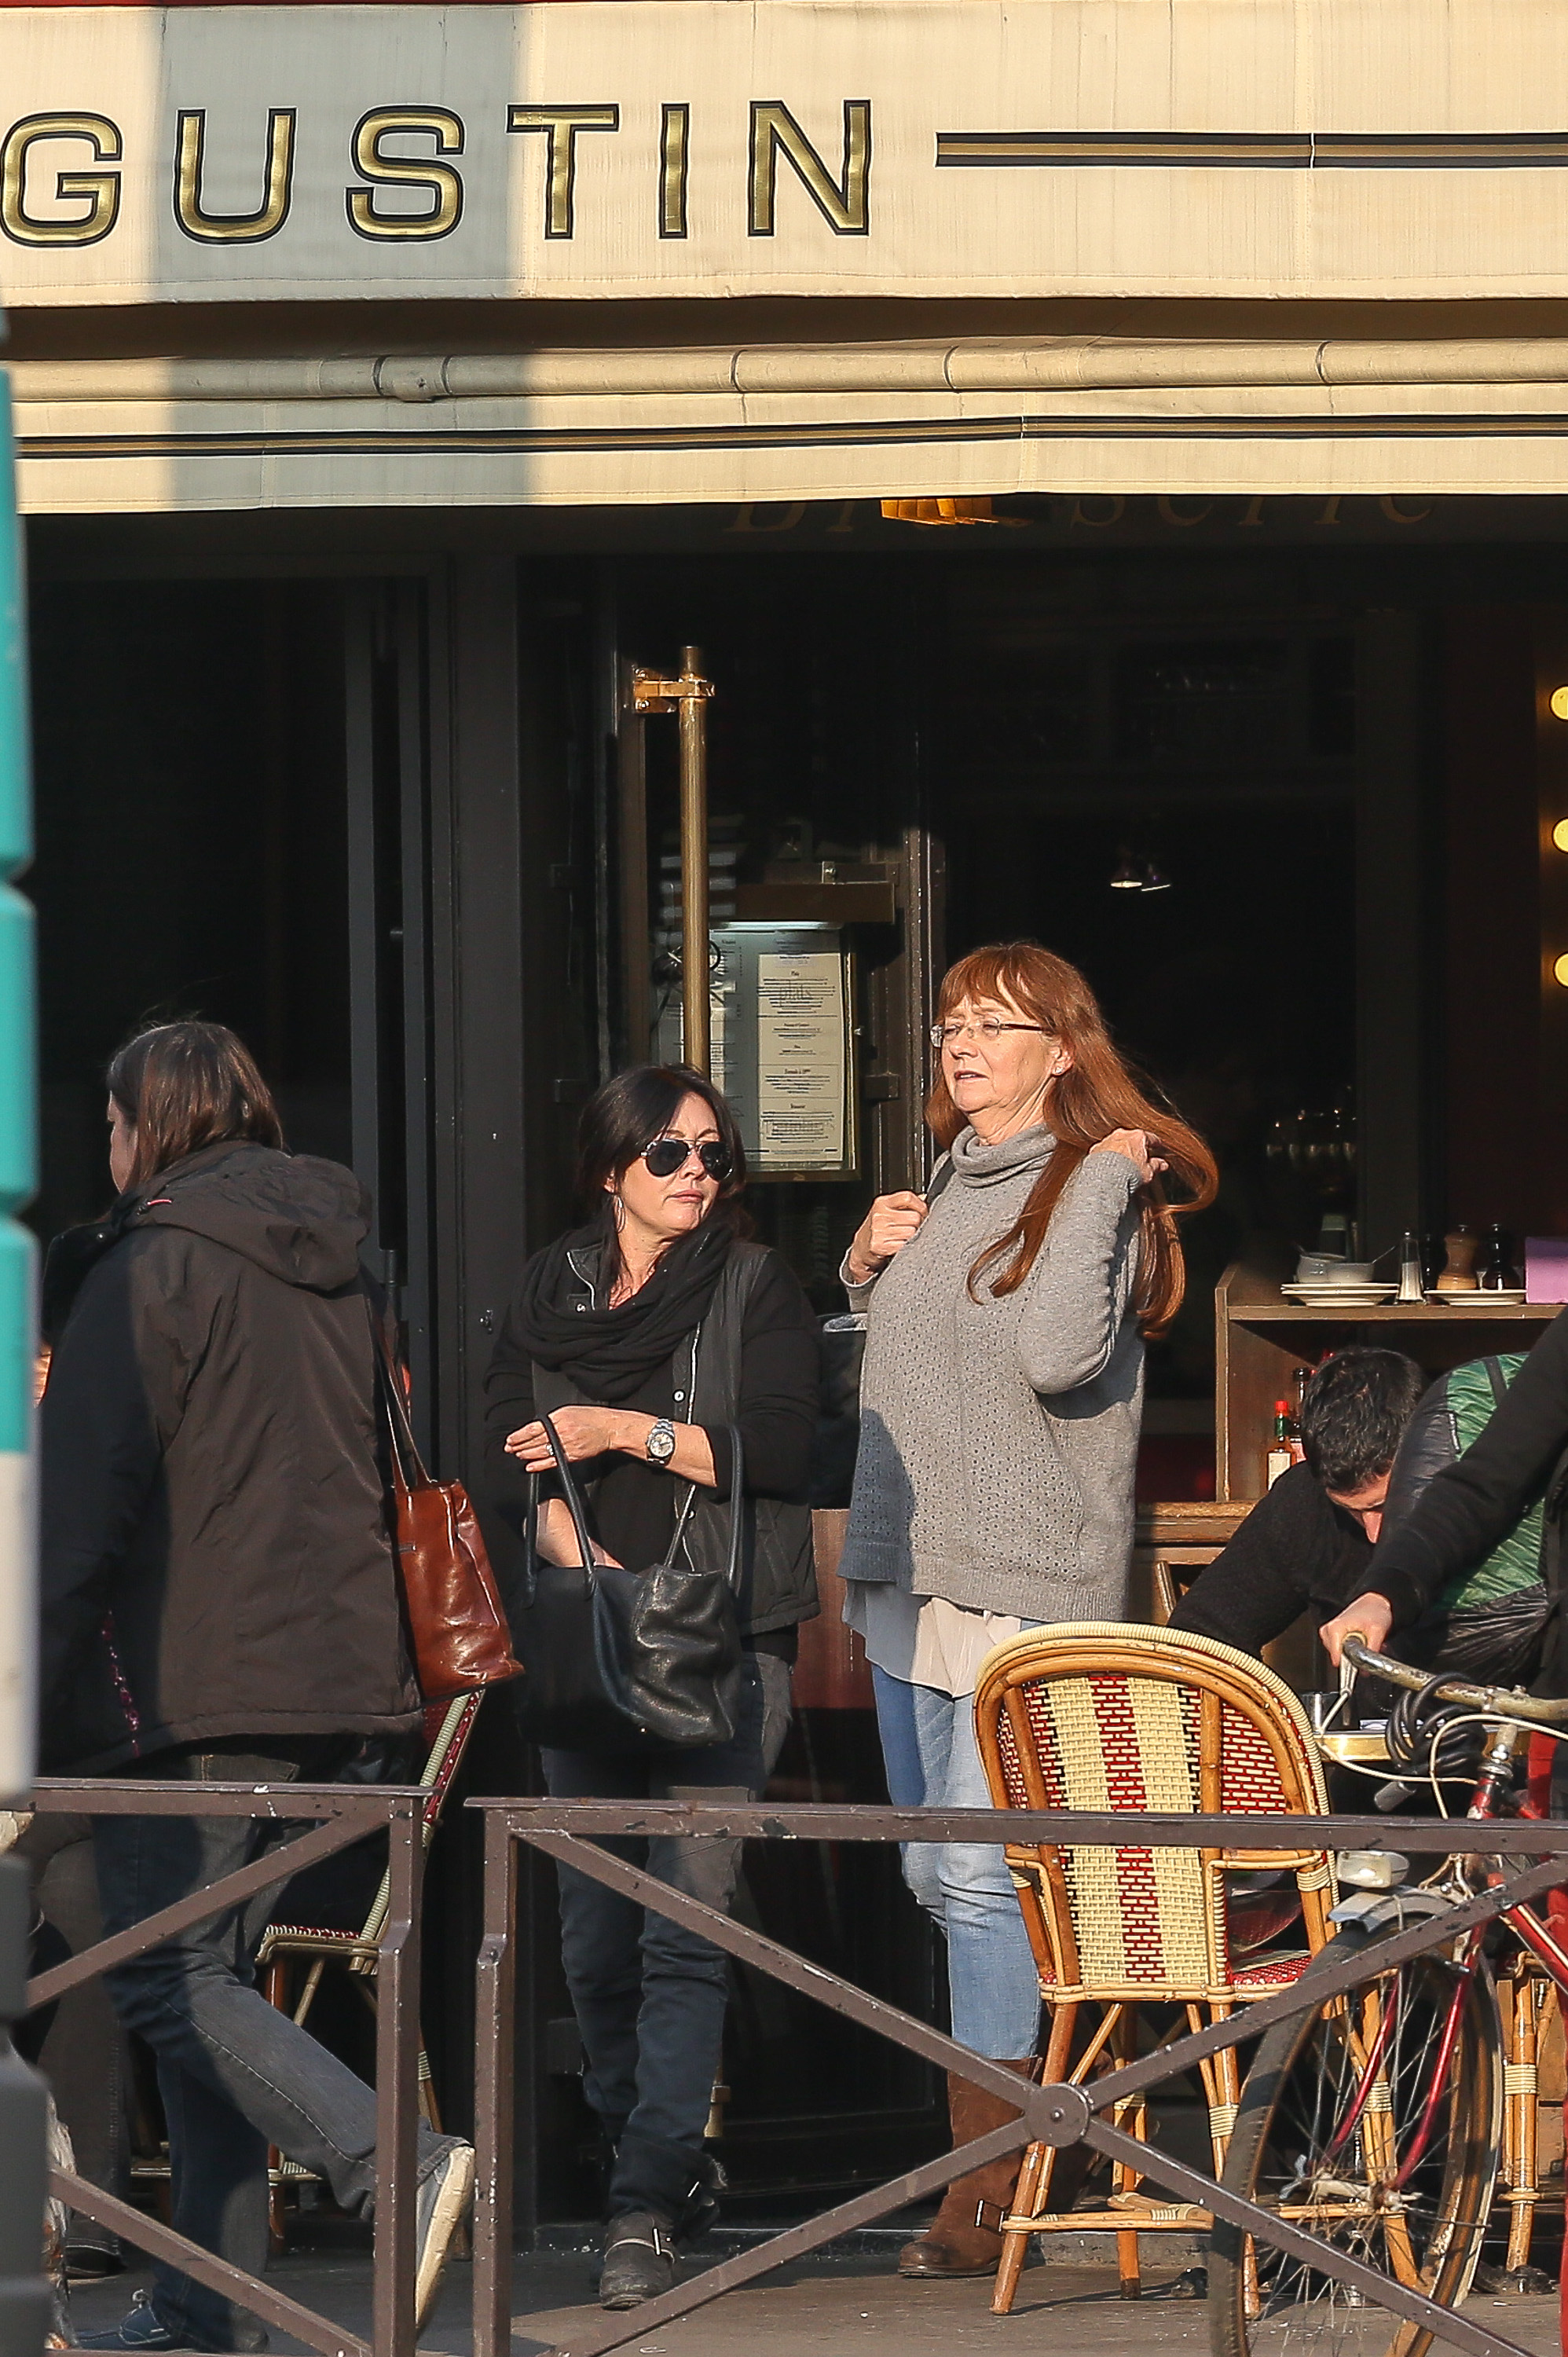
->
xmin=645 ymin=1417 xmax=677 ymax=1464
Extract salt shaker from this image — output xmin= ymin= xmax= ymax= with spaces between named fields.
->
xmin=1397 ymin=1231 xmax=1425 ymax=1303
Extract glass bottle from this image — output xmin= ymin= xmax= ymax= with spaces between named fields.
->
xmin=1477 ymin=1224 xmax=1522 ymax=1292
xmin=1266 ymin=1401 xmax=1295 ymax=1488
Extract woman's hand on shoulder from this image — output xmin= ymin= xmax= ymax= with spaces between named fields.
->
xmin=504 ymin=1405 xmax=633 ymax=1470
xmin=1088 ymin=1129 xmax=1168 ymax=1186
xmin=846 ymin=1192 xmax=929 ymax=1285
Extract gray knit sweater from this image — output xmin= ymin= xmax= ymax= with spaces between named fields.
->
xmin=838 ymin=1124 xmax=1144 ymax=1622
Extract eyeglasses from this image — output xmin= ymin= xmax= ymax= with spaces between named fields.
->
xmin=639 ymin=1135 xmax=735 ymax=1182
xmin=929 ymin=1019 xmax=1048 ymax=1050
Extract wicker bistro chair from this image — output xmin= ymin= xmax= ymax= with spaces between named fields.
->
xmin=255 ymin=1692 xmax=483 ymax=2240
xmin=973 ymin=1622 xmax=1337 ymax=2313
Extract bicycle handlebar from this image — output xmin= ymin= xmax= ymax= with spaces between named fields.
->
xmin=1342 ymin=1635 xmax=1568 ymax=1725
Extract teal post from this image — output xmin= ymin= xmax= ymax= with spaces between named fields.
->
xmin=0 ymin=335 xmax=49 ymax=2357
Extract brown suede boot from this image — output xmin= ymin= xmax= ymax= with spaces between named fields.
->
xmin=898 ymin=2060 xmax=1041 ymax=2279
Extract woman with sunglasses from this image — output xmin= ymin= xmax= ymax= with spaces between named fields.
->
xmin=839 ymin=941 xmax=1217 ymax=2283
xmin=482 ymin=1065 xmax=819 ymax=2311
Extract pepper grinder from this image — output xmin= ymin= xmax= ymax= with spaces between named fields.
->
xmin=1435 ymin=1226 xmax=1480 ymax=1292
xmin=1397 ymin=1231 xmax=1425 ymax=1304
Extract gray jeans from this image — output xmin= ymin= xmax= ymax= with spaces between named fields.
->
xmin=92 ymin=1739 xmax=450 ymax=2353
xmin=541 ymin=1650 xmax=792 ymax=2224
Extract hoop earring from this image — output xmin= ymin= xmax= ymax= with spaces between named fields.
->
xmin=610 ymin=1193 xmax=627 ymax=1230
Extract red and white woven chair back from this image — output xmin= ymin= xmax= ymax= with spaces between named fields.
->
xmin=975 ymin=1622 xmax=1332 ymax=2003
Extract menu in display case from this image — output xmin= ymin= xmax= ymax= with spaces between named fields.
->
xmin=658 ymin=922 xmax=858 ymax=1178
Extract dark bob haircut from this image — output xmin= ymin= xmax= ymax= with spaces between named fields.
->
xmin=576 ymin=1065 xmax=748 ymax=1271
xmin=107 ymin=1021 xmax=284 ymax=1196
xmin=1300 ymin=1347 xmax=1426 ymax=1496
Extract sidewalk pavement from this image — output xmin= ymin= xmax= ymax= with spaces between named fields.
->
xmin=64 ymin=2240 xmax=1567 ymax=2357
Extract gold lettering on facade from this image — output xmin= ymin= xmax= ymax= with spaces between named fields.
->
xmin=1316 ymin=497 xmax=1343 ymax=526
xmin=1379 ymin=495 xmax=1432 ymax=525
xmin=1068 ymin=497 xmax=1125 ymax=527
xmin=1239 ymin=497 xmax=1266 ymax=526
xmin=727 ymin=503 xmax=809 ymax=533
xmin=1 ymin=112 xmax=120 ymax=247
xmin=660 ymin=102 xmax=689 ymax=239
xmin=748 ymin=101 xmax=871 ymax=236
xmin=175 ymin=108 xmax=295 ymax=244
xmin=1156 ymin=495 xmax=1213 ymax=526
xmin=507 ymin=106 xmax=619 ymax=240
xmin=347 ymin=108 xmax=463 ymax=241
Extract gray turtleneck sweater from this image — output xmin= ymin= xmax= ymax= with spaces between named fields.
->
xmin=838 ymin=1125 xmax=1145 ymax=1624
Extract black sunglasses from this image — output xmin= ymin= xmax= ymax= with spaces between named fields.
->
xmin=639 ymin=1135 xmax=734 ymax=1182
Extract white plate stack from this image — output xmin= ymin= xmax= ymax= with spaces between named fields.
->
xmin=1281 ymin=1281 xmax=1398 ymax=1308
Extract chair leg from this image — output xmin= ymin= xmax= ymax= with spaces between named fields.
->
xmin=262 ymin=1960 xmax=291 ymax=2253
xmin=1504 ymin=1971 xmax=1544 ymax=2276
xmin=1108 ymin=2011 xmax=1141 ymax=2298
xmin=419 ymin=2047 xmax=442 ymax=2133
xmin=991 ymin=2003 xmax=1078 ymax=2315
xmin=991 ymin=2144 xmax=1047 ymax=2316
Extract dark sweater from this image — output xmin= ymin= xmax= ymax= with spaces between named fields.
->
xmin=1365 ymin=1306 xmax=1568 ymax=1638
xmin=1168 ymin=1462 xmax=1374 ymax=1654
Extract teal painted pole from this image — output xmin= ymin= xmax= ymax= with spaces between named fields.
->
xmin=0 ymin=334 xmax=49 ymax=2357
xmin=0 ymin=367 xmax=35 ymax=1793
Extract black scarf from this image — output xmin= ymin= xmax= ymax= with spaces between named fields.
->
xmin=510 ymin=1212 xmax=735 ymax=1404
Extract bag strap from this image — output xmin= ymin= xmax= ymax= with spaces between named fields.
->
xmin=1483 ymin=1354 xmax=1511 ymax=1415
xmin=535 ymin=1413 xmax=601 ymax=1573
xmin=362 ymin=1285 xmax=430 ymax=1489
xmin=925 ymin=1155 xmax=956 ymax=1208
xmin=529 ymin=1413 xmax=746 ymax=1588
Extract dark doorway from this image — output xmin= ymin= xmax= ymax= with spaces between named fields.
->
xmin=28 ymin=578 xmax=351 ymax=1241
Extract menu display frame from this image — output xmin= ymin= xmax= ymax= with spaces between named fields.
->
xmin=657 ymin=920 xmax=860 ymax=1181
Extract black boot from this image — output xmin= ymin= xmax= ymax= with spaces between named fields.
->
xmin=599 ymin=2212 xmax=676 ymax=2310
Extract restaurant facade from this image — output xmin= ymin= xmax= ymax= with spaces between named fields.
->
xmin=8 ymin=0 xmax=1568 ymax=2217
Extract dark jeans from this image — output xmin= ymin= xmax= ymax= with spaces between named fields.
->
xmin=17 ymin=1813 xmax=131 ymax=2256
xmin=541 ymin=1651 xmax=792 ymax=2225
xmin=92 ymin=1738 xmax=449 ymax=2352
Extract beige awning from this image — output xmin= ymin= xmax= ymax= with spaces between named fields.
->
xmin=16 ymin=339 xmax=1568 ymax=512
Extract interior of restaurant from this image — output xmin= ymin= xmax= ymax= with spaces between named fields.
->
xmin=24 ymin=489 xmax=1568 ymax=2213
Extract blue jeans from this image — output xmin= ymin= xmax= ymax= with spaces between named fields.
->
xmin=542 ymin=1651 xmax=791 ymax=2224
xmin=92 ymin=1739 xmax=451 ymax=2352
xmin=872 ymin=1666 xmax=1042 ymax=2062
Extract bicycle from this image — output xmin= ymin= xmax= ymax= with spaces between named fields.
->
xmin=1209 ymin=1635 xmax=1568 ymax=2357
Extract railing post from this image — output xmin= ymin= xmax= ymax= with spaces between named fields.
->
xmin=471 ymin=1809 xmax=517 ymax=2357
xmin=372 ymin=1796 xmax=425 ymax=2357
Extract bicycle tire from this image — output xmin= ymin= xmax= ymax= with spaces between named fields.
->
xmin=1209 ymin=1921 xmax=1502 ymax=2357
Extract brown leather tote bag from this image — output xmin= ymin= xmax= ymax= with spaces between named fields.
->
xmin=368 ymin=1306 xmax=523 ymax=1701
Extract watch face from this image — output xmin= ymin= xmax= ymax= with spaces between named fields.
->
xmin=648 ymin=1423 xmax=676 ymax=1461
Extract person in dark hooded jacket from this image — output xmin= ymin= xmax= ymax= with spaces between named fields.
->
xmin=40 ymin=1022 xmax=472 ymax=2355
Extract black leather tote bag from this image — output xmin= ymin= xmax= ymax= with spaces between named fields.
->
xmin=512 ymin=1413 xmax=746 ymax=1753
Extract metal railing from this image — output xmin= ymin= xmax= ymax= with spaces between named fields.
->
xmin=28 ymin=1778 xmax=430 ymax=2357
xmin=470 ymin=1798 xmax=1568 ymax=2357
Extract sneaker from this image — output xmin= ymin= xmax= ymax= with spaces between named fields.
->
xmin=73 ymin=2292 xmax=189 ymax=2352
xmin=414 ymin=2141 xmax=475 ymax=2327
xmin=599 ymin=2211 xmax=676 ymax=2310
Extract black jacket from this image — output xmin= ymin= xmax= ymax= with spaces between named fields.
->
xmin=484 ymin=1236 xmax=819 ymax=1638
xmin=1365 ymin=1305 xmax=1568 ymax=1685
xmin=1169 ymin=1463 xmax=1374 ymax=1654
xmin=40 ymin=1142 xmax=421 ymax=1772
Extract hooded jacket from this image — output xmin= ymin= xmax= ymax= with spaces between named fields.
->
xmin=39 ymin=1140 xmax=420 ymax=1772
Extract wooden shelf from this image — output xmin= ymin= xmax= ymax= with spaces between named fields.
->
xmin=1236 ymin=1302 xmax=1557 ymax=1325
xmin=1216 ymin=1257 xmax=1563 ymax=1503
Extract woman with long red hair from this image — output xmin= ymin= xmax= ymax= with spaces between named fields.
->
xmin=838 ymin=941 xmax=1216 ymax=2282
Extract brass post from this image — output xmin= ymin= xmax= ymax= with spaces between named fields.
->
xmin=628 ymin=651 xmax=715 ymax=1070
xmin=678 ymin=643 xmax=710 ymax=1073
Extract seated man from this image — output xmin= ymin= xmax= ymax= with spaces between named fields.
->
xmin=1171 ymin=1348 xmax=1426 ymax=1655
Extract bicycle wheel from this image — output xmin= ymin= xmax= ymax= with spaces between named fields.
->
xmin=1209 ymin=1922 xmax=1502 ymax=2357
